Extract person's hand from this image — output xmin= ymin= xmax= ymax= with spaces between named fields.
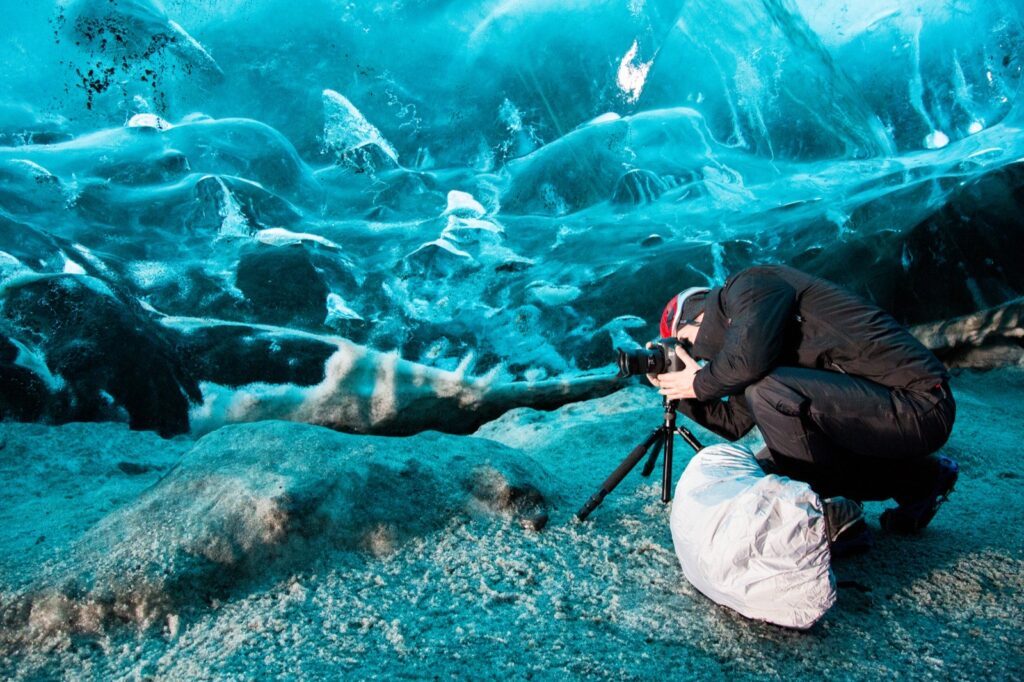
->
xmin=656 ymin=345 xmax=701 ymax=400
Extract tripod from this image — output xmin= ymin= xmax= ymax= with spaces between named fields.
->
xmin=576 ymin=398 xmax=704 ymax=521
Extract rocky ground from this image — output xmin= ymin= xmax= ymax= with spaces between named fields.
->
xmin=1 ymin=368 xmax=1022 ymax=680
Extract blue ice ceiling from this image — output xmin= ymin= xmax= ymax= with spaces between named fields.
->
xmin=0 ymin=0 xmax=1022 ymax=436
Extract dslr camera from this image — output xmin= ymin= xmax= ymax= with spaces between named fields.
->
xmin=616 ymin=338 xmax=692 ymax=378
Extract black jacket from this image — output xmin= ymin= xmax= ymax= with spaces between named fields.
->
xmin=678 ymin=265 xmax=948 ymax=441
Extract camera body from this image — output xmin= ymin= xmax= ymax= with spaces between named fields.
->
xmin=616 ymin=338 xmax=691 ymax=378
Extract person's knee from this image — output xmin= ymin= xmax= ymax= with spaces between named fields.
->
xmin=743 ymin=378 xmax=768 ymax=406
xmin=744 ymin=373 xmax=806 ymax=417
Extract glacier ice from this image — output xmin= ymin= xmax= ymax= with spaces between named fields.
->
xmin=321 ymin=89 xmax=399 ymax=169
xmin=0 ymin=0 xmax=1021 ymax=436
xmin=1 ymin=4 xmax=1023 ymax=676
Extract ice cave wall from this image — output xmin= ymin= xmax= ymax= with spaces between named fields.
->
xmin=0 ymin=0 xmax=1022 ymax=435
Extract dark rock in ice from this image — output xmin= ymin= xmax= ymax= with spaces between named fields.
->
xmin=611 ymin=169 xmax=668 ymax=206
xmin=912 ymin=298 xmax=1024 ymax=369
xmin=175 ymin=322 xmax=337 ymax=389
xmin=235 ymin=244 xmax=330 ymax=328
xmin=0 ymin=276 xmax=199 ymax=436
xmin=0 ymin=336 xmax=49 ymax=421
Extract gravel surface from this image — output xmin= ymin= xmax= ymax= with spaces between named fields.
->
xmin=1 ymin=369 xmax=1022 ymax=680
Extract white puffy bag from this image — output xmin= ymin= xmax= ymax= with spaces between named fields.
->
xmin=669 ymin=443 xmax=836 ymax=629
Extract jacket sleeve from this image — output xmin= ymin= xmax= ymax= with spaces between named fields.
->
xmin=674 ymin=394 xmax=756 ymax=441
xmin=693 ymin=269 xmax=797 ymax=400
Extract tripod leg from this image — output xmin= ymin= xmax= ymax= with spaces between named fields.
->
xmin=576 ymin=427 xmax=663 ymax=521
xmin=661 ymin=424 xmax=674 ymax=503
xmin=656 ymin=400 xmax=679 ymax=504
xmin=676 ymin=426 xmax=704 ymax=453
xmin=640 ymin=435 xmax=664 ymax=477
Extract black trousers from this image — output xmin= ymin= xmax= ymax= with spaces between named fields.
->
xmin=743 ymin=367 xmax=956 ymax=502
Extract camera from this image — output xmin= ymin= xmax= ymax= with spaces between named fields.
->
xmin=616 ymin=338 xmax=691 ymax=378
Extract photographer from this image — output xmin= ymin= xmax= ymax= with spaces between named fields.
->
xmin=649 ymin=265 xmax=958 ymax=543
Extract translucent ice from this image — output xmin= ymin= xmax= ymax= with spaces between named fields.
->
xmin=322 ymin=89 xmax=399 ymax=166
xmin=0 ymin=0 xmax=1021 ymax=436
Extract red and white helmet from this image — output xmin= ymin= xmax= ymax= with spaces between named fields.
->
xmin=659 ymin=287 xmax=710 ymax=338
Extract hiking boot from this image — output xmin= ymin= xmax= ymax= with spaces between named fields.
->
xmin=824 ymin=497 xmax=874 ymax=559
xmin=880 ymin=455 xmax=959 ymax=534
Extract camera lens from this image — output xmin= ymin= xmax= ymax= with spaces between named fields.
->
xmin=616 ymin=346 xmax=669 ymax=377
